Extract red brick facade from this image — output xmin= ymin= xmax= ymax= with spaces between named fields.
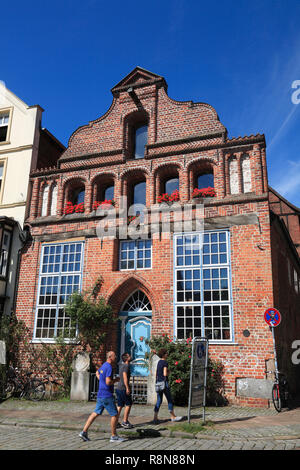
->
xmin=15 ymin=67 xmax=300 ymax=406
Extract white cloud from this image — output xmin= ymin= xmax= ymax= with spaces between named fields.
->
xmin=275 ymin=159 xmax=300 ymax=201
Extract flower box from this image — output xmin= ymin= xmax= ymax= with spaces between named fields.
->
xmin=157 ymin=189 xmax=180 ymax=204
xmin=64 ymin=202 xmax=85 ymax=214
xmin=192 ymin=187 xmax=216 ymax=199
xmin=92 ymin=199 xmax=116 ymax=211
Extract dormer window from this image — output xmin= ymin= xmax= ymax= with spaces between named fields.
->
xmin=134 ymin=124 xmax=148 ymax=159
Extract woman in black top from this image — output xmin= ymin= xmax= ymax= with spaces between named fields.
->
xmin=153 ymin=348 xmax=182 ymax=424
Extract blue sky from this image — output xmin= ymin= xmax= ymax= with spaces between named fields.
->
xmin=2 ymin=0 xmax=300 ymax=207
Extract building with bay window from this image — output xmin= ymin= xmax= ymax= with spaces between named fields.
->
xmin=15 ymin=67 xmax=300 ymax=406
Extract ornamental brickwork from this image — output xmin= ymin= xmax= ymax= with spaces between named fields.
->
xmin=15 ymin=67 xmax=300 ymax=406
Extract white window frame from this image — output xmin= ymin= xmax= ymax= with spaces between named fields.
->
xmin=0 ymin=158 xmax=7 ymax=203
xmin=33 ymin=241 xmax=84 ymax=343
xmin=174 ymin=230 xmax=234 ymax=343
xmin=0 ymin=107 xmax=13 ymax=145
xmin=119 ymin=239 xmax=152 ymax=271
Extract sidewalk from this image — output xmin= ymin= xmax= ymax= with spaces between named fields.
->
xmin=1 ymin=398 xmax=300 ymax=441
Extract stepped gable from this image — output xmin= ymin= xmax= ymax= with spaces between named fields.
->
xmin=60 ymin=67 xmax=226 ymax=162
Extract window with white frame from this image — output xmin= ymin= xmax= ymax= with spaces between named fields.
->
xmin=120 ymin=239 xmax=152 ymax=270
xmin=34 ymin=241 xmax=84 ymax=340
xmin=174 ymin=231 xmax=232 ymax=341
xmin=0 ymin=229 xmax=12 ymax=277
xmin=0 ymin=112 xmax=9 ymax=142
xmin=0 ymin=161 xmax=5 ymax=195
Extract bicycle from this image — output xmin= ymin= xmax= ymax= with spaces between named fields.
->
xmin=42 ymin=375 xmax=63 ymax=400
xmin=271 ymin=371 xmax=290 ymax=413
xmin=5 ymin=366 xmax=45 ymax=401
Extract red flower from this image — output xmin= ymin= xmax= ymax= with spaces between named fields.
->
xmin=175 ymin=361 xmax=178 ymax=365
xmin=175 ymin=379 xmax=182 ymax=383
xmin=158 ymin=189 xmax=180 ymax=203
xmin=192 ymin=187 xmax=216 ymax=198
xmin=64 ymin=202 xmax=74 ymax=214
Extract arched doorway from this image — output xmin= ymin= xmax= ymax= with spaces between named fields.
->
xmin=118 ymin=290 xmax=152 ymax=376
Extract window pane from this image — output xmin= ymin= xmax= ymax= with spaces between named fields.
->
xmin=104 ymin=185 xmax=114 ymax=201
xmin=197 ymin=173 xmax=214 ymax=189
xmin=35 ymin=242 xmax=83 ymax=339
xmin=120 ymin=239 xmax=152 ymax=270
xmin=165 ymin=178 xmax=179 ymax=194
xmin=134 ymin=125 xmax=148 ymax=159
xmin=175 ymin=231 xmax=231 ymax=341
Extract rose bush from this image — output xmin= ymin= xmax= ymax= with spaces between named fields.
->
xmin=145 ymin=334 xmax=227 ymax=406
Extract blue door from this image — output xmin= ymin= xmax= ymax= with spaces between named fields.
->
xmin=119 ymin=290 xmax=152 ymax=376
xmin=125 ymin=316 xmax=151 ymax=376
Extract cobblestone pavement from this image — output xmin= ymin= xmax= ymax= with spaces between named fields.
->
xmin=0 ymin=400 xmax=300 ymax=451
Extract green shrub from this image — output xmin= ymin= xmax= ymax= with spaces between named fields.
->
xmin=145 ymin=334 xmax=227 ymax=406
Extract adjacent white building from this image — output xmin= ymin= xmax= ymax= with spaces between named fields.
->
xmin=0 ymin=82 xmax=65 ymax=317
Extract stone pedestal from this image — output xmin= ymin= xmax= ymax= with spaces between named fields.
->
xmin=0 ymin=341 xmax=6 ymax=365
xmin=147 ymin=354 xmax=167 ymax=406
xmin=70 ymin=352 xmax=90 ymax=401
xmin=70 ymin=371 xmax=90 ymax=401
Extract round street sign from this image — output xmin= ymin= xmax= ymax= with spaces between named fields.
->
xmin=264 ymin=308 xmax=281 ymax=327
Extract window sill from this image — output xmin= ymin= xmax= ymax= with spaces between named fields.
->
xmin=208 ymin=341 xmax=238 ymax=346
xmin=31 ymin=338 xmax=80 ymax=345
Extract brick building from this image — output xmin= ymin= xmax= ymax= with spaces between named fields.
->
xmin=15 ymin=67 xmax=300 ymax=406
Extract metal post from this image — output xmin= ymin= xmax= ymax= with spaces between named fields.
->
xmin=187 ymin=338 xmax=195 ymax=424
xmin=271 ymin=325 xmax=279 ymax=380
xmin=202 ymin=340 xmax=208 ymax=424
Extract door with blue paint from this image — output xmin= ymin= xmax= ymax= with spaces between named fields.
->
xmin=125 ymin=316 xmax=151 ymax=376
xmin=119 ymin=290 xmax=152 ymax=377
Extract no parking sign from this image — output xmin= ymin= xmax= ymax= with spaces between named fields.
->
xmin=264 ymin=308 xmax=281 ymax=327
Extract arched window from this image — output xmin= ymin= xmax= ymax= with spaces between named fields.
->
xmin=134 ymin=125 xmax=148 ymax=159
xmin=122 ymin=290 xmax=152 ymax=312
xmin=50 ymin=183 xmax=57 ymax=216
xmin=41 ymin=185 xmax=49 ymax=216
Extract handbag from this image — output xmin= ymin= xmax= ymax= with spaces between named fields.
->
xmin=155 ymin=380 xmax=166 ymax=392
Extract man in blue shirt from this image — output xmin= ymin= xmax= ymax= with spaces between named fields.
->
xmin=79 ymin=351 xmax=125 ymax=443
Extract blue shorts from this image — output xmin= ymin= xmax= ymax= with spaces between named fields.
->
xmin=94 ymin=396 xmax=118 ymax=417
xmin=116 ymin=389 xmax=133 ymax=407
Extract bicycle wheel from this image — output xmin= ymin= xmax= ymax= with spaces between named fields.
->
xmin=272 ymin=383 xmax=282 ymax=412
xmin=28 ymin=379 xmax=45 ymax=401
xmin=4 ymin=380 xmax=16 ymax=399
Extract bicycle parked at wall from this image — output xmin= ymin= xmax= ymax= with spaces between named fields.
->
xmin=272 ymin=371 xmax=290 ymax=412
xmin=5 ymin=366 xmax=45 ymax=401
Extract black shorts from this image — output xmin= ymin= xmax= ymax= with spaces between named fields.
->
xmin=116 ymin=389 xmax=133 ymax=407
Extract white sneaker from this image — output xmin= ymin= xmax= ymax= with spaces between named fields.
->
xmin=110 ymin=435 xmax=126 ymax=443
xmin=171 ymin=416 xmax=183 ymax=422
